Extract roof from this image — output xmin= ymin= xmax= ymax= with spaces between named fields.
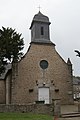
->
xmin=30 ymin=39 xmax=55 ymax=45
xmin=0 ymin=64 xmax=12 ymax=80
xmin=73 ymin=77 xmax=80 ymax=85
xmin=33 ymin=11 xmax=50 ymax=22
xmin=30 ymin=11 xmax=51 ymax=29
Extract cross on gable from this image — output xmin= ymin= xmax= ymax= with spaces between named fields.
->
xmin=38 ymin=5 xmax=41 ymax=11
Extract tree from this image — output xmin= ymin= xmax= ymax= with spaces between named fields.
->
xmin=0 ymin=26 xmax=24 ymax=75
xmin=74 ymin=50 xmax=80 ymax=57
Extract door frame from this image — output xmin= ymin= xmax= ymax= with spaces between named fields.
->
xmin=38 ymin=87 xmax=50 ymax=104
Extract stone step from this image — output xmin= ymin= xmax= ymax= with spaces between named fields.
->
xmin=61 ymin=112 xmax=80 ymax=118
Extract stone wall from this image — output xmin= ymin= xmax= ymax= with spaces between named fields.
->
xmin=11 ymin=43 xmax=73 ymax=105
xmin=0 ymin=80 xmax=6 ymax=104
xmin=0 ymin=104 xmax=53 ymax=115
xmin=0 ymin=72 xmax=12 ymax=104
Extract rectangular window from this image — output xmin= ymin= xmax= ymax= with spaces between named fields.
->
xmin=41 ymin=27 xmax=44 ymax=35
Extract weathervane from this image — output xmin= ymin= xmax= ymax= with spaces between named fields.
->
xmin=38 ymin=5 xmax=41 ymax=11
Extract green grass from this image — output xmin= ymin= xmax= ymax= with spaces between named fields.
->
xmin=0 ymin=113 xmax=53 ymax=120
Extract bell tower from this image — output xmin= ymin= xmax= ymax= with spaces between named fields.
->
xmin=30 ymin=11 xmax=51 ymax=43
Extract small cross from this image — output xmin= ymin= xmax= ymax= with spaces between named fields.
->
xmin=38 ymin=5 xmax=41 ymax=11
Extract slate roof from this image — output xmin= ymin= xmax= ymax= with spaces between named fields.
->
xmin=30 ymin=11 xmax=51 ymax=29
xmin=73 ymin=76 xmax=80 ymax=85
xmin=33 ymin=11 xmax=50 ymax=23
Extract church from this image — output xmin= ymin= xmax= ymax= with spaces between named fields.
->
xmin=0 ymin=11 xmax=73 ymax=105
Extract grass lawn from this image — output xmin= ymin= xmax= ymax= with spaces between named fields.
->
xmin=0 ymin=113 xmax=53 ymax=120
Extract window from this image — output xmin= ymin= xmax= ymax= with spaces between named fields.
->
xmin=40 ymin=60 xmax=48 ymax=69
xmin=41 ymin=27 xmax=44 ymax=35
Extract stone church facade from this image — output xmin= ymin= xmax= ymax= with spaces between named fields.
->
xmin=0 ymin=11 xmax=73 ymax=105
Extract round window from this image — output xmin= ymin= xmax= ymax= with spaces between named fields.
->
xmin=40 ymin=60 xmax=48 ymax=69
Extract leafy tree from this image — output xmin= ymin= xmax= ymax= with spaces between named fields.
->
xmin=0 ymin=27 xmax=24 ymax=75
xmin=74 ymin=50 xmax=80 ymax=57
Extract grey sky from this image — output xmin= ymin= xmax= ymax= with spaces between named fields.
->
xmin=0 ymin=0 xmax=80 ymax=76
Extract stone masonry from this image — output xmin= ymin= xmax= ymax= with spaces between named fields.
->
xmin=11 ymin=43 xmax=73 ymax=105
xmin=0 ymin=11 xmax=74 ymax=106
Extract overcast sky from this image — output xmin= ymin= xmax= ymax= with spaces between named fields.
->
xmin=0 ymin=0 xmax=80 ymax=76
